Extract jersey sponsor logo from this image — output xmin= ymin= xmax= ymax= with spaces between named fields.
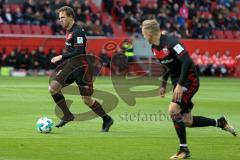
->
xmin=173 ymin=44 xmax=184 ymax=54
xmin=77 ymin=37 xmax=83 ymax=44
xmin=66 ymin=32 xmax=73 ymax=40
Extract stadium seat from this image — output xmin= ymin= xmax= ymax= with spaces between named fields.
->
xmin=213 ymin=30 xmax=225 ymax=39
xmin=198 ymin=12 xmax=212 ymax=18
xmin=0 ymin=24 xmax=12 ymax=34
xmin=3 ymin=4 xmax=22 ymax=11
xmin=224 ymin=30 xmax=234 ymax=39
xmin=21 ymin=25 xmax=32 ymax=34
xmin=31 ymin=25 xmax=42 ymax=35
xmin=234 ymin=31 xmax=240 ymax=39
xmin=11 ymin=24 xmax=22 ymax=34
xmin=40 ymin=25 xmax=53 ymax=35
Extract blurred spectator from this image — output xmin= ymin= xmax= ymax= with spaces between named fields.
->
xmin=179 ymin=3 xmax=189 ymax=19
xmin=23 ymin=0 xmax=36 ymax=13
xmin=20 ymin=48 xmax=31 ymax=70
xmin=191 ymin=48 xmax=202 ymax=74
xmin=222 ymin=50 xmax=235 ymax=75
xmin=112 ymin=1 xmax=125 ymax=22
xmin=36 ymin=46 xmax=46 ymax=69
xmin=92 ymin=19 xmax=104 ymax=36
xmin=13 ymin=7 xmax=24 ymax=24
xmin=46 ymin=48 xmax=57 ymax=70
xmin=200 ymin=51 xmax=213 ymax=75
xmin=211 ymin=51 xmax=227 ymax=76
xmin=76 ymin=8 xmax=86 ymax=23
xmin=0 ymin=48 xmax=6 ymax=66
xmin=3 ymin=50 xmax=17 ymax=68
xmin=102 ymin=19 xmax=113 ymax=37
xmin=30 ymin=49 xmax=40 ymax=70
xmin=2 ymin=7 xmax=13 ymax=24
xmin=102 ymin=0 xmax=114 ymax=14
xmin=121 ymin=40 xmax=135 ymax=62
xmin=81 ymin=0 xmax=92 ymax=13
xmin=99 ymin=49 xmax=111 ymax=68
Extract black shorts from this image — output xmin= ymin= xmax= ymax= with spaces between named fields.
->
xmin=52 ymin=56 xmax=93 ymax=96
xmin=172 ymin=76 xmax=199 ymax=114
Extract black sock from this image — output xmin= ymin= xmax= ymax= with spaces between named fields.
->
xmin=52 ymin=93 xmax=72 ymax=117
xmin=90 ymin=101 xmax=110 ymax=121
xmin=172 ymin=117 xmax=187 ymax=145
xmin=191 ymin=116 xmax=216 ymax=127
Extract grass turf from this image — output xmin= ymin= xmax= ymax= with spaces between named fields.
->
xmin=0 ymin=76 xmax=239 ymax=160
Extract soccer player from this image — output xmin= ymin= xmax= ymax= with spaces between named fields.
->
xmin=141 ymin=19 xmax=237 ymax=159
xmin=49 ymin=6 xmax=113 ymax=132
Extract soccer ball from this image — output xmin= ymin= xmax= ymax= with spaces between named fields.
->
xmin=36 ymin=117 xmax=53 ymax=133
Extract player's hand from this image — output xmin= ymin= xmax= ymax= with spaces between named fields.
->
xmin=51 ymin=55 xmax=62 ymax=64
xmin=159 ymin=86 xmax=166 ymax=98
xmin=173 ymin=84 xmax=183 ymax=102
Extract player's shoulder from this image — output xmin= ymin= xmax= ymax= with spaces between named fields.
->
xmin=73 ymin=24 xmax=86 ymax=35
xmin=164 ymin=34 xmax=178 ymax=44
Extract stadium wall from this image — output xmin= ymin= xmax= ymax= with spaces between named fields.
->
xmin=0 ymin=35 xmax=239 ymax=77
xmin=0 ymin=36 xmax=239 ymax=57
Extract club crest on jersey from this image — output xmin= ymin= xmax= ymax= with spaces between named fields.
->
xmin=153 ymin=47 xmax=170 ymax=59
xmin=162 ymin=47 xmax=170 ymax=55
xmin=66 ymin=32 xmax=73 ymax=40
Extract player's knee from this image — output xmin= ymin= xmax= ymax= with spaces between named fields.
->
xmin=48 ymin=82 xmax=62 ymax=94
xmin=182 ymin=114 xmax=193 ymax=127
xmin=48 ymin=86 xmax=57 ymax=94
xmin=183 ymin=118 xmax=193 ymax=127
xmin=170 ymin=113 xmax=183 ymax=122
xmin=82 ymin=96 xmax=94 ymax=106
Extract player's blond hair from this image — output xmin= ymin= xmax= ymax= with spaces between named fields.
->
xmin=142 ymin=19 xmax=160 ymax=34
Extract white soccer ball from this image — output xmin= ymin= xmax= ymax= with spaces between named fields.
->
xmin=36 ymin=117 xmax=53 ymax=133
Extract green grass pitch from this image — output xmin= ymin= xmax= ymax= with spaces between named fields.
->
xmin=0 ymin=76 xmax=239 ymax=160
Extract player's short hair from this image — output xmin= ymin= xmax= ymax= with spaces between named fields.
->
xmin=58 ymin=6 xmax=75 ymax=19
xmin=142 ymin=19 xmax=160 ymax=34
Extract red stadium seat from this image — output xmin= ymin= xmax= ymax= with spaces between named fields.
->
xmin=21 ymin=25 xmax=32 ymax=34
xmin=224 ymin=30 xmax=234 ymax=39
xmin=11 ymin=24 xmax=22 ymax=34
xmin=40 ymin=25 xmax=53 ymax=35
xmin=234 ymin=31 xmax=240 ymax=39
xmin=0 ymin=24 xmax=12 ymax=34
xmin=31 ymin=25 xmax=42 ymax=35
xmin=213 ymin=30 xmax=225 ymax=39
xmin=3 ymin=4 xmax=22 ymax=12
xmin=198 ymin=12 xmax=212 ymax=18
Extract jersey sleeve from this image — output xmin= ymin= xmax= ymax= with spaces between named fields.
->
xmin=168 ymin=36 xmax=193 ymax=86
xmin=62 ymin=27 xmax=87 ymax=59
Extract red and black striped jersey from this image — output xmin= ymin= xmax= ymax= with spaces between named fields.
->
xmin=62 ymin=23 xmax=87 ymax=60
xmin=152 ymin=34 xmax=198 ymax=86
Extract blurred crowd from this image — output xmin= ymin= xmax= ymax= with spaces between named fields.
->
xmin=103 ymin=0 xmax=240 ymax=38
xmin=0 ymin=47 xmax=59 ymax=70
xmin=0 ymin=0 xmax=114 ymax=36
xmin=191 ymin=49 xmax=237 ymax=76
xmin=1 ymin=46 xmax=239 ymax=77
xmin=1 ymin=0 xmax=240 ymax=38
